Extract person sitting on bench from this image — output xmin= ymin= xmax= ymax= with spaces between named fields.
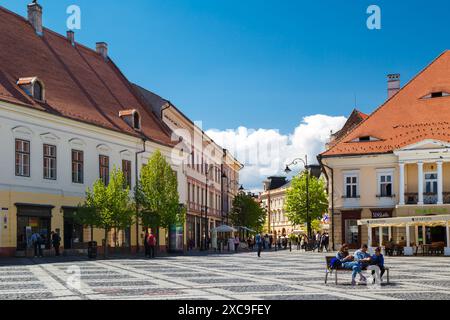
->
xmin=369 ymin=247 xmax=386 ymax=284
xmin=336 ymin=243 xmax=366 ymax=286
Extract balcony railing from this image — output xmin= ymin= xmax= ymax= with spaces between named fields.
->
xmin=404 ymin=193 xmax=450 ymax=205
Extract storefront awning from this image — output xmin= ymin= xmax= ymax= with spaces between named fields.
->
xmin=358 ymin=214 xmax=450 ymax=228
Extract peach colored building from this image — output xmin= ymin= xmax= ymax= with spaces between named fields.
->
xmin=319 ymin=51 xmax=450 ymax=256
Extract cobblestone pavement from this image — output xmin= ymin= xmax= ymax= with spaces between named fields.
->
xmin=1 ymin=250 xmax=450 ymax=300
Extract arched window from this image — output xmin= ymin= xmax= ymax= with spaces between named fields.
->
xmin=33 ymin=81 xmax=43 ymax=100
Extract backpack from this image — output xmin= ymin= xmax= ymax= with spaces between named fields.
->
xmin=329 ymin=258 xmax=342 ymax=269
xmin=147 ymin=235 xmax=156 ymax=246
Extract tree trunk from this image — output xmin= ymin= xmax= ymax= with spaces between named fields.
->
xmin=104 ymin=229 xmax=109 ymax=259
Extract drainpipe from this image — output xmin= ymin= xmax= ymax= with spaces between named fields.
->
xmin=318 ymin=155 xmax=335 ymax=251
xmin=135 ymin=138 xmax=147 ymax=254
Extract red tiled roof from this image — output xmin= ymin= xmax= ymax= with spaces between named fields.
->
xmin=322 ymin=50 xmax=450 ymax=157
xmin=0 ymin=6 xmax=175 ymax=147
xmin=328 ymin=109 xmax=368 ymax=147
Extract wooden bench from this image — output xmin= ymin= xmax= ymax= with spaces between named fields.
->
xmin=325 ymin=256 xmax=390 ymax=285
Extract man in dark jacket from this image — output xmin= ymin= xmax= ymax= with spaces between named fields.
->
xmin=51 ymin=231 xmax=61 ymax=256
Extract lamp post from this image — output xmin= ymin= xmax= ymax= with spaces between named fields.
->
xmin=221 ymin=172 xmax=242 ymax=225
xmin=285 ymin=155 xmax=311 ymax=240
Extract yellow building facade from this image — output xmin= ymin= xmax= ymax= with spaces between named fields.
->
xmin=320 ymin=51 xmax=450 ymax=255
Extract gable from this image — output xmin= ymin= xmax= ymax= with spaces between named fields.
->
xmin=322 ymin=50 xmax=450 ymax=157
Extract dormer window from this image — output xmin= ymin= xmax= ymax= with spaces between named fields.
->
xmin=351 ymin=136 xmax=380 ymax=143
xmin=119 ymin=109 xmax=141 ymax=131
xmin=17 ymin=77 xmax=45 ymax=101
xmin=421 ymin=91 xmax=450 ymax=99
xmin=33 ymin=81 xmax=43 ymax=101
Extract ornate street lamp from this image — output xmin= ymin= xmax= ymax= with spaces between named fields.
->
xmin=285 ymin=155 xmax=312 ymax=239
xmin=221 ymin=172 xmax=241 ymax=225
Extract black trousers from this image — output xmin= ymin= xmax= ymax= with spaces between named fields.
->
xmin=144 ymin=245 xmax=149 ymax=257
xmin=54 ymin=245 xmax=60 ymax=256
xmin=257 ymin=244 xmax=262 ymax=257
xmin=34 ymin=243 xmax=43 ymax=257
xmin=149 ymin=246 xmax=155 ymax=258
xmin=371 ymin=266 xmax=386 ymax=278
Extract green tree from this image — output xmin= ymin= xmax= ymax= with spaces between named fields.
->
xmin=284 ymin=172 xmax=328 ymax=236
xmin=78 ymin=167 xmax=134 ymax=258
xmin=230 ymin=193 xmax=266 ymax=233
xmin=136 ymin=150 xmax=185 ymax=234
xmin=311 ymin=219 xmax=322 ymax=232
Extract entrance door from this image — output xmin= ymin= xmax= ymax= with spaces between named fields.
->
xmin=63 ymin=208 xmax=84 ymax=249
xmin=342 ymin=211 xmax=362 ymax=249
xmin=16 ymin=204 xmax=53 ymax=251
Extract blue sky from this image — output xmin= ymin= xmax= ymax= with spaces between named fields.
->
xmin=5 ymin=0 xmax=450 ymax=134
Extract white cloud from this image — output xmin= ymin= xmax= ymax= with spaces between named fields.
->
xmin=206 ymin=114 xmax=347 ymax=192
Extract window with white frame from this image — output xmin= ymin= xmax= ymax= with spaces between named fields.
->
xmin=43 ymin=144 xmax=57 ymax=180
xmin=15 ymin=139 xmax=30 ymax=177
xmin=344 ymin=173 xmax=359 ymax=198
xmin=378 ymin=170 xmax=394 ymax=197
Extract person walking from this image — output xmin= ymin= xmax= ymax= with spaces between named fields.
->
xmin=31 ymin=232 xmax=42 ymax=258
xmin=256 ymin=233 xmax=263 ymax=258
xmin=315 ymin=232 xmax=321 ymax=252
xmin=234 ymin=235 xmax=240 ymax=252
xmin=300 ymin=235 xmax=305 ymax=252
xmin=323 ymin=232 xmax=330 ymax=252
xmin=144 ymin=229 xmax=150 ymax=258
xmin=147 ymin=230 xmax=156 ymax=259
xmin=51 ymin=231 xmax=61 ymax=257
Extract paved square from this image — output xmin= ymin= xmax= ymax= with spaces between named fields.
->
xmin=1 ymin=250 xmax=450 ymax=300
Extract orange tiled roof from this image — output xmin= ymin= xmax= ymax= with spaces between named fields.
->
xmin=328 ymin=109 xmax=368 ymax=147
xmin=0 ymin=6 xmax=175 ymax=147
xmin=322 ymin=50 xmax=450 ymax=157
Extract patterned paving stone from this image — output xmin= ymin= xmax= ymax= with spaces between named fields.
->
xmin=186 ymin=278 xmax=256 ymax=284
xmin=1 ymin=250 xmax=450 ymax=300
xmin=81 ymin=274 xmax=134 ymax=280
xmin=86 ymin=281 xmax=156 ymax=287
xmin=378 ymin=292 xmax=450 ymax=300
xmin=0 ymin=277 xmax=39 ymax=283
xmin=0 ymin=292 xmax=54 ymax=300
xmin=92 ymin=288 xmax=182 ymax=297
xmin=262 ymin=294 xmax=349 ymax=300
xmin=0 ymin=283 xmax=46 ymax=290
xmin=0 ymin=272 xmax=34 ymax=276
xmin=221 ymin=284 xmax=297 ymax=293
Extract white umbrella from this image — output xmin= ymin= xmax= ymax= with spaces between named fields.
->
xmin=212 ymin=225 xmax=237 ymax=233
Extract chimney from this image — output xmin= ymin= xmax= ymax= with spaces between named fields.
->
xmin=387 ymin=74 xmax=400 ymax=99
xmin=67 ymin=30 xmax=75 ymax=46
xmin=96 ymin=42 xmax=108 ymax=60
xmin=27 ymin=1 xmax=43 ymax=36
